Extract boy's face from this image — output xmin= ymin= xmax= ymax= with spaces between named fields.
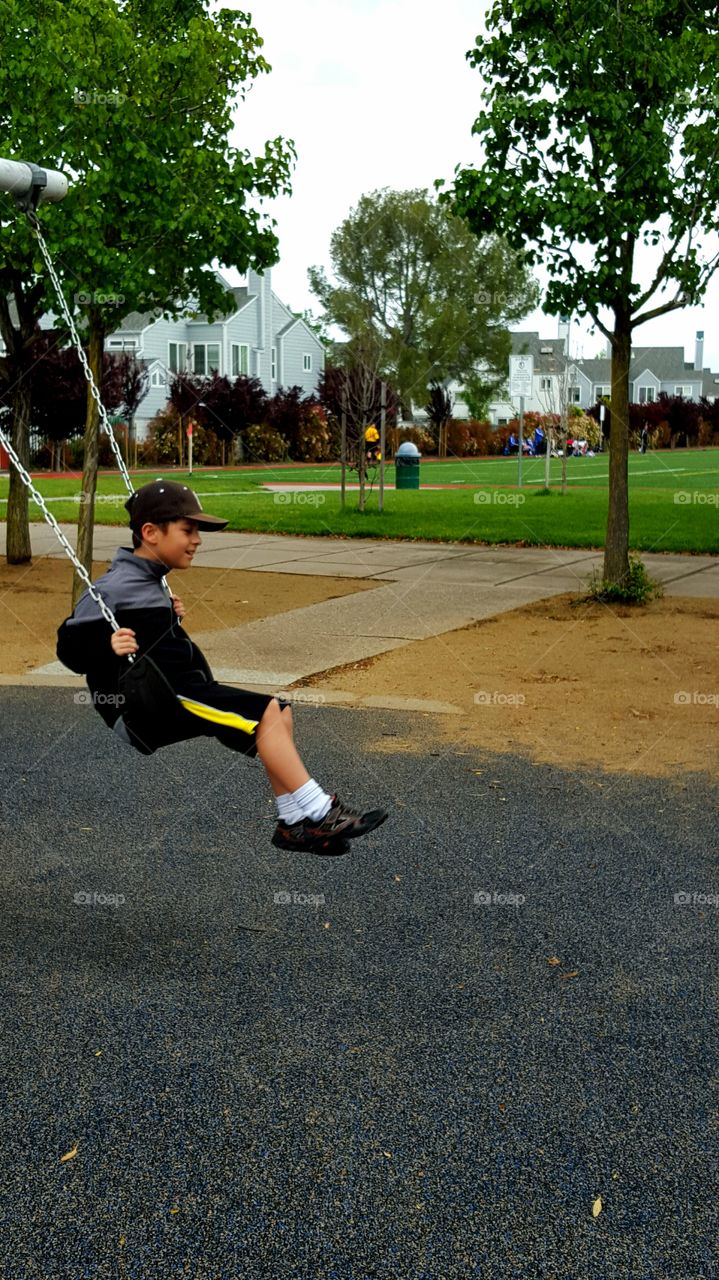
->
xmin=138 ymin=517 xmax=202 ymax=569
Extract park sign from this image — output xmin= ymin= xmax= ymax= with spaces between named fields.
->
xmin=509 ymin=354 xmax=534 ymax=398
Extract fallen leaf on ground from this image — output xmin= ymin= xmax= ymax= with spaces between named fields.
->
xmin=559 ymin=970 xmax=579 ymax=980
xmin=547 ymin=957 xmax=561 ymax=966
xmin=592 ymin=1196 xmax=603 ymax=1217
xmin=60 ymin=1143 xmax=79 ymax=1163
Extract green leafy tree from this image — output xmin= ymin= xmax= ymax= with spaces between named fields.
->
xmin=0 ymin=0 xmax=294 ymax=601
xmin=460 ymin=370 xmax=506 ymax=423
xmin=309 ymin=187 xmax=538 ymax=419
xmin=448 ymin=0 xmax=719 ymax=585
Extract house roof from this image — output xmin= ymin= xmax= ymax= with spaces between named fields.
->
xmin=111 ymin=272 xmax=251 ymax=333
xmin=113 ymin=310 xmax=153 ymax=333
xmin=510 ymin=331 xmax=567 ymax=372
xmin=538 ymin=343 xmax=709 ymax=387
xmin=627 ymin=347 xmax=701 ymax=383
xmin=570 ymin=359 xmax=610 ymax=384
xmin=276 ymin=317 xmax=303 ymax=339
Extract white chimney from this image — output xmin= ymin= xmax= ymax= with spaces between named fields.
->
xmin=695 ymin=330 xmax=704 ymax=371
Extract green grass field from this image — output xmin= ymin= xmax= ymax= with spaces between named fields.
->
xmin=1 ymin=449 xmax=718 ymax=553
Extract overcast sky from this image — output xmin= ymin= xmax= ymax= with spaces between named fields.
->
xmin=223 ymin=0 xmax=719 ymax=373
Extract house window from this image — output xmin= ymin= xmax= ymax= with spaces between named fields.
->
xmin=271 ymin=347 xmax=277 ymax=381
xmin=168 ymin=342 xmax=187 ymax=374
xmin=108 ymin=338 xmax=137 ymax=350
xmin=594 ymin=385 xmax=610 ymax=398
xmin=674 ymin=385 xmax=692 ymax=397
xmin=192 ymin=343 xmax=220 ymax=376
xmin=540 ymin=377 xmax=552 ymax=391
xmin=568 ymin=386 xmax=581 ymax=403
xmin=231 ymin=343 xmax=249 ymax=377
xmin=303 ymin=353 xmax=312 ymax=373
xmin=638 ymin=386 xmax=655 ymax=404
xmin=150 ymin=369 xmax=166 ymax=388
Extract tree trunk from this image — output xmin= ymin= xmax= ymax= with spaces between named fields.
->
xmin=603 ymin=312 xmax=632 ymax=584
xmin=560 ymin=403 xmax=569 ymax=495
xmin=5 ymin=377 xmax=32 ymax=564
xmin=72 ymin=319 xmax=104 ymax=608
xmin=358 ymin=437 xmax=366 ymax=512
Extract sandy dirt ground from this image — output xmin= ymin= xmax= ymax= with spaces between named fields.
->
xmin=1 ymin=558 xmax=717 ymax=778
xmin=305 ymin=595 xmax=719 ymax=780
xmin=0 ymin=557 xmax=375 ymax=676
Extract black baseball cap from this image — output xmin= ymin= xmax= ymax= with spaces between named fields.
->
xmin=125 ymin=479 xmax=228 ymax=531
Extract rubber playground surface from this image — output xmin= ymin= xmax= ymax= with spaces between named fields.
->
xmin=0 ymin=691 xmax=717 ymax=1278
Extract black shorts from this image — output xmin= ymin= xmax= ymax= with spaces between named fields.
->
xmin=172 ymin=682 xmax=291 ymax=758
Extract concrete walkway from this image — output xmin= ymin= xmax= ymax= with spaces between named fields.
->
xmin=4 ymin=523 xmax=718 ymax=704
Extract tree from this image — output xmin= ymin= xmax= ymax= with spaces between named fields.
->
xmin=318 ymin=350 xmax=399 ymax=512
xmin=424 ymin=381 xmax=454 ymax=457
xmin=0 ymin=0 xmax=294 ymax=600
xmin=171 ymin=371 xmax=268 ymax=462
xmin=309 ymin=188 xmax=538 ymax=419
xmin=116 ymin=353 xmax=149 ymax=465
xmin=460 ymin=370 xmax=506 ymax=423
xmin=448 ymin=0 xmax=719 ymax=585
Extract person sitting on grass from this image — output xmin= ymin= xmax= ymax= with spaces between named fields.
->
xmin=56 ymin=479 xmax=388 ymax=857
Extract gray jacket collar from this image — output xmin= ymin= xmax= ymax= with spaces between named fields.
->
xmin=112 ymin=547 xmax=170 ymax=580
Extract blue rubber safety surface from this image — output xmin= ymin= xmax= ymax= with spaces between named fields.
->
xmin=0 ymin=687 xmax=717 ymax=1280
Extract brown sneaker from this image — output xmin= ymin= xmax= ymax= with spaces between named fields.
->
xmin=300 ymin=795 xmax=388 ymax=843
xmin=271 ymin=821 xmax=351 ymax=857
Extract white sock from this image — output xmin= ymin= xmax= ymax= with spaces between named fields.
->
xmin=276 ymin=792 xmax=304 ymax=825
xmin=292 ymin=778 xmax=333 ymax=821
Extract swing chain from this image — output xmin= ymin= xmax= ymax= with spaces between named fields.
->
xmin=0 ymin=417 xmax=121 ymax=633
xmin=26 ymin=210 xmax=134 ymax=497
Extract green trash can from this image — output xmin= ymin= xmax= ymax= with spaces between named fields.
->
xmin=395 ymin=440 xmax=421 ymax=490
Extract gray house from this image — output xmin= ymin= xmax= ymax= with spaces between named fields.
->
xmin=486 ymin=329 xmax=717 ymax=424
xmin=105 ymin=268 xmax=325 ymax=438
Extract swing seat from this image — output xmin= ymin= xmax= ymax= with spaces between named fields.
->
xmin=118 ymin=652 xmax=192 ymax=755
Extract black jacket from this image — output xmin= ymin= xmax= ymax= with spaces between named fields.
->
xmin=56 ymin=547 xmax=213 ymax=733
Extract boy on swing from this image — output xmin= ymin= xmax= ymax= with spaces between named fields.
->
xmin=57 ymin=479 xmax=388 ymax=857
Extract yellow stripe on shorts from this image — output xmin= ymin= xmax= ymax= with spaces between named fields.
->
xmin=177 ymin=695 xmax=259 ymax=736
